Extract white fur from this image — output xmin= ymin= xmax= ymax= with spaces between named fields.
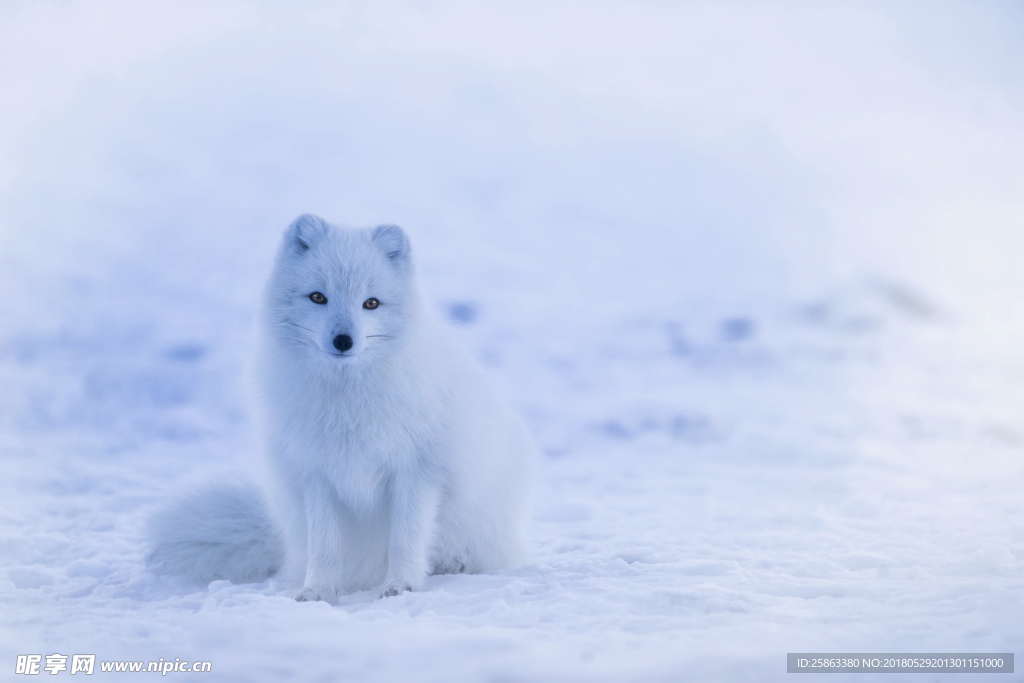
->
xmin=145 ymin=484 xmax=283 ymax=585
xmin=146 ymin=215 xmax=534 ymax=602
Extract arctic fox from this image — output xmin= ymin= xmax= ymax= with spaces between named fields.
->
xmin=147 ymin=215 xmax=534 ymax=601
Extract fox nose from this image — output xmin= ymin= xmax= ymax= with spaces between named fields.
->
xmin=332 ymin=334 xmax=354 ymax=353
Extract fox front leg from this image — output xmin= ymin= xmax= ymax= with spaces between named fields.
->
xmin=379 ymin=474 xmax=441 ymax=598
xmin=295 ymin=478 xmax=344 ymax=604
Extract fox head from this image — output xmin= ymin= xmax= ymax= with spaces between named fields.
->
xmin=265 ymin=214 xmax=417 ymax=364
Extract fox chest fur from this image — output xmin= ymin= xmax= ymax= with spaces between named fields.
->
xmin=264 ymin=352 xmax=448 ymax=511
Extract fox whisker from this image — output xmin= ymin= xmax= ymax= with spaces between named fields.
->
xmin=278 ymin=320 xmax=316 ymax=334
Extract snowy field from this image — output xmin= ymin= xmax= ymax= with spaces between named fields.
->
xmin=2 ymin=2 xmax=1023 ymax=681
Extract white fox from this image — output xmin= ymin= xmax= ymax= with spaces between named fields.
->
xmin=147 ymin=215 xmax=534 ymax=601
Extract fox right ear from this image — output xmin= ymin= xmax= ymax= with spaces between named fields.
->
xmin=285 ymin=214 xmax=328 ymax=253
xmin=371 ymin=224 xmax=410 ymax=264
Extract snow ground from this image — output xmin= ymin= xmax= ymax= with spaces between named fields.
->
xmin=1 ymin=2 xmax=1023 ymax=681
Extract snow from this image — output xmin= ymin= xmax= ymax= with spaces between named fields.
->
xmin=1 ymin=2 xmax=1023 ymax=681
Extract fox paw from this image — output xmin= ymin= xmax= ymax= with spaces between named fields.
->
xmin=431 ymin=558 xmax=466 ymax=575
xmin=295 ymin=585 xmax=338 ymax=604
xmin=379 ymin=582 xmax=412 ymax=599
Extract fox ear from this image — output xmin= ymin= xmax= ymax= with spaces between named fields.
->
xmin=371 ymin=224 xmax=410 ymax=264
xmin=286 ymin=214 xmax=328 ymax=253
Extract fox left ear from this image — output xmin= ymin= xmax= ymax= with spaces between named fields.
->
xmin=286 ymin=214 xmax=329 ymax=253
xmin=371 ymin=224 xmax=410 ymax=264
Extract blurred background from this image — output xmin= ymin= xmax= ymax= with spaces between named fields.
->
xmin=3 ymin=2 xmax=1023 ymax=326
xmin=1 ymin=2 xmax=1022 ymax=680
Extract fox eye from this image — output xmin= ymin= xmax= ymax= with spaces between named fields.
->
xmin=362 ymin=297 xmax=380 ymax=310
xmin=309 ymin=292 xmax=327 ymax=305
